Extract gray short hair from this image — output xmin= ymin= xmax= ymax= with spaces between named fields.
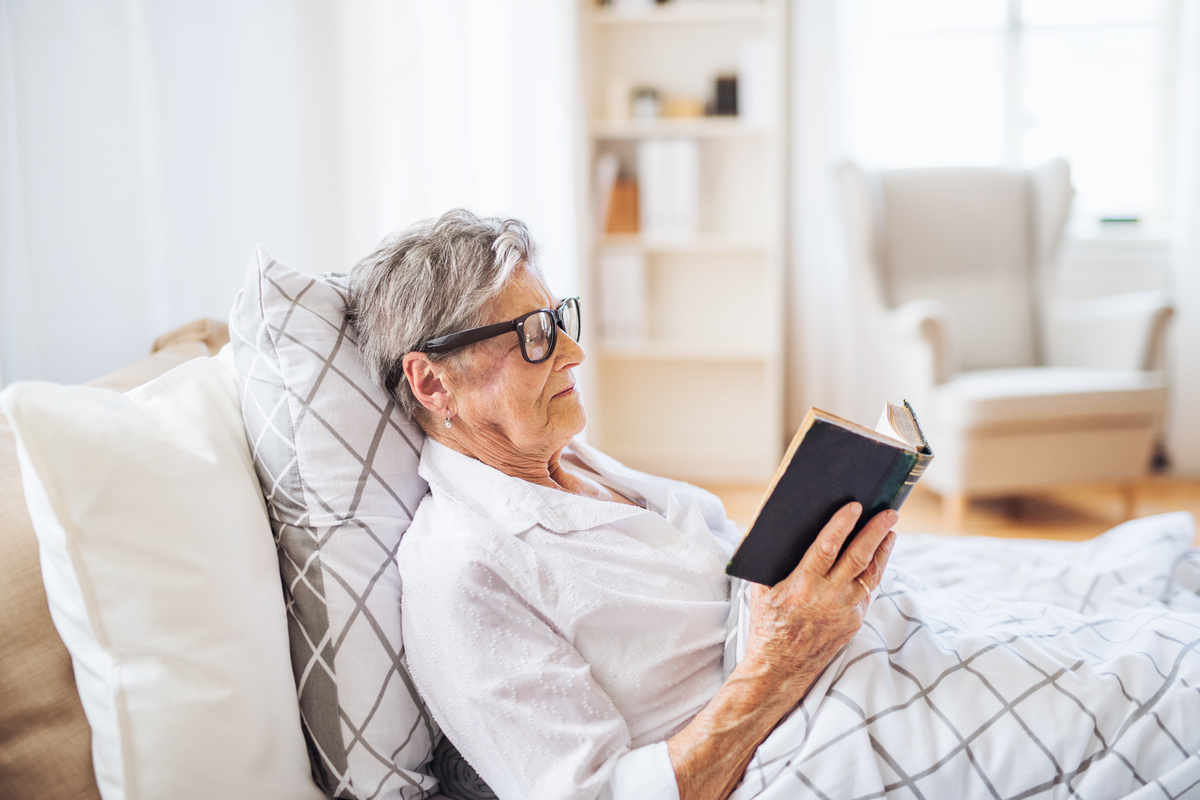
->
xmin=347 ymin=208 xmax=542 ymax=419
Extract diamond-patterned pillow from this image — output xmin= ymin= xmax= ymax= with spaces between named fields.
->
xmin=228 ymin=245 xmax=437 ymax=800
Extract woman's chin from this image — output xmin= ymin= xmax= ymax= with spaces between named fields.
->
xmin=555 ymin=397 xmax=588 ymax=438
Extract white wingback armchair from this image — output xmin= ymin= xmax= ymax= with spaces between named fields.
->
xmin=838 ymin=159 xmax=1173 ymax=529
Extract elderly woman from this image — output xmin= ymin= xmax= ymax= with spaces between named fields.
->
xmin=349 ymin=209 xmax=897 ymax=800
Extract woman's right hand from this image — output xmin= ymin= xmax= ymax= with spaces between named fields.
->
xmin=667 ymin=502 xmax=897 ymax=800
xmin=740 ymin=502 xmax=897 ymax=708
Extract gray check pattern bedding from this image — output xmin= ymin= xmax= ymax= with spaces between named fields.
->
xmin=728 ymin=512 xmax=1200 ymax=800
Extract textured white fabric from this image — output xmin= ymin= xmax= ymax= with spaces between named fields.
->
xmin=599 ymin=742 xmax=680 ymax=800
xmin=399 ymin=438 xmax=741 ymax=800
xmin=0 ymin=353 xmax=324 ymax=800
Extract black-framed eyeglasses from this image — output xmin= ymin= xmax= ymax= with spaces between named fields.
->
xmin=418 ymin=297 xmax=581 ymax=364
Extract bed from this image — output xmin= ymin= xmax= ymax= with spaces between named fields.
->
xmin=3 ymin=249 xmax=1198 ymax=800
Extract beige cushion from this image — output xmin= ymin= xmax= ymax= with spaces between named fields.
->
xmin=0 ymin=414 xmax=100 ymax=800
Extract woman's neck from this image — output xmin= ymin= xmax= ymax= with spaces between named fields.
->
xmin=429 ymin=427 xmax=635 ymax=506
xmin=429 ymin=424 xmax=562 ymax=487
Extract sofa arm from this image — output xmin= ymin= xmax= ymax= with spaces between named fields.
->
xmin=1045 ymin=291 xmax=1174 ymax=372
xmin=152 ymin=319 xmax=230 ymax=357
xmin=885 ymin=298 xmax=958 ymax=385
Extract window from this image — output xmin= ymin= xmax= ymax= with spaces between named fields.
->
xmin=842 ymin=0 xmax=1178 ymax=226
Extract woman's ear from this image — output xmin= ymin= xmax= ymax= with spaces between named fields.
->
xmin=402 ymin=352 xmax=452 ymax=418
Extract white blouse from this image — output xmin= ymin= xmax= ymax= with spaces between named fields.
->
xmin=398 ymin=438 xmax=743 ymax=800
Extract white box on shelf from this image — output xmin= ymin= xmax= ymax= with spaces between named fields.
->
xmin=593 ymin=151 xmax=620 ymax=235
xmin=637 ymin=137 xmax=699 ymax=239
xmin=597 ymin=248 xmax=648 ymax=348
xmin=738 ymin=38 xmax=776 ymax=125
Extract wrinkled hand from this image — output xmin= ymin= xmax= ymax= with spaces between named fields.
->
xmin=742 ymin=502 xmax=897 ymax=704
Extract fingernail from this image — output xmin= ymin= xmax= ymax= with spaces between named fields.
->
xmin=886 ymin=510 xmax=899 ymax=525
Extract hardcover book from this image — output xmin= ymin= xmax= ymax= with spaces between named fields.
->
xmin=726 ymin=401 xmax=933 ymax=587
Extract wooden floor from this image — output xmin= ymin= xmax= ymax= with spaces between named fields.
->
xmin=700 ymin=475 xmax=1200 ymax=545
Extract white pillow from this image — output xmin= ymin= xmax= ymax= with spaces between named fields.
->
xmin=0 ymin=353 xmax=324 ymax=800
xmin=228 ymin=246 xmax=437 ymax=799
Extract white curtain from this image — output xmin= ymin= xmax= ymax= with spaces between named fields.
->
xmin=1170 ymin=0 xmax=1200 ymax=474
xmin=0 ymin=0 xmax=580 ymax=386
xmin=786 ymin=0 xmax=876 ymax=432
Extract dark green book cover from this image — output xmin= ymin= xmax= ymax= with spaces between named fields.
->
xmin=726 ymin=403 xmax=932 ymax=587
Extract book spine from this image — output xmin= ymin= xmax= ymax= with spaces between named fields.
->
xmin=887 ymin=449 xmax=933 ymax=510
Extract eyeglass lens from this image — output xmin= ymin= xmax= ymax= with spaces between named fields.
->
xmin=561 ymin=299 xmax=580 ymax=342
xmin=522 ymin=312 xmax=556 ymax=362
xmin=519 ymin=299 xmax=580 ymax=363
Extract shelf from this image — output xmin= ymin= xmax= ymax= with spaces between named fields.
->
xmin=590 ymin=2 xmax=768 ymax=26
xmin=597 ymin=343 xmax=773 ymax=362
xmin=597 ymin=233 xmax=767 ymax=253
xmin=592 ymin=117 xmax=765 ymax=139
xmin=580 ymin=0 xmax=786 ymax=483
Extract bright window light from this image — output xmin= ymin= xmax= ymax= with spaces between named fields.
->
xmin=852 ymin=0 xmax=1176 ymax=225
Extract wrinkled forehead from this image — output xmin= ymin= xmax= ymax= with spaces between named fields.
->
xmin=485 ymin=266 xmax=557 ymax=323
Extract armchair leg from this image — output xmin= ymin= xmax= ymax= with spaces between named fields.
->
xmin=943 ymin=492 xmax=967 ymax=534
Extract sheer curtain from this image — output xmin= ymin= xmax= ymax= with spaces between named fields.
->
xmin=786 ymin=0 xmax=875 ymax=431
xmin=334 ymin=0 xmax=582 ymax=296
xmin=0 ymin=0 xmax=580 ymax=386
xmin=1171 ymin=0 xmax=1200 ymax=473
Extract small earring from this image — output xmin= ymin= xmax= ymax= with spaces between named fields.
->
xmin=444 ymin=417 xmax=453 ymax=429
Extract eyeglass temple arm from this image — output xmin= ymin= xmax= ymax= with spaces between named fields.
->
xmin=419 ymin=319 xmax=519 ymax=354
xmin=383 ymin=320 xmax=516 ymax=395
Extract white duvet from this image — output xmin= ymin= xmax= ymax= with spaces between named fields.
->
xmin=729 ymin=512 xmax=1200 ymax=800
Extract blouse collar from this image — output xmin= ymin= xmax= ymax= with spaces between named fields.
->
xmin=418 ymin=437 xmax=654 ymax=535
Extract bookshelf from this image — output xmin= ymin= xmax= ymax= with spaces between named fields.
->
xmin=578 ymin=0 xmax=787 ymax=483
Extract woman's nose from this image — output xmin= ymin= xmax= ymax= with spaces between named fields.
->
xmin=557 ymin=328 xmax=585 ymax=366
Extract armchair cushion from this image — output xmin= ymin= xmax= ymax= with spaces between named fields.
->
xmin=926 ymin=367 xmax=1166 ymax=495
xmin=934 ymin=367 xmax=1165 ymax=433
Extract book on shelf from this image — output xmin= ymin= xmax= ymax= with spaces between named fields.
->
xmin=726 ymin=401 xmax=933 ymax=587
xmin=606 ymin=178 xmax=640 ymax=234
xmin=595 ymin=151 xmax=640 ymax=235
